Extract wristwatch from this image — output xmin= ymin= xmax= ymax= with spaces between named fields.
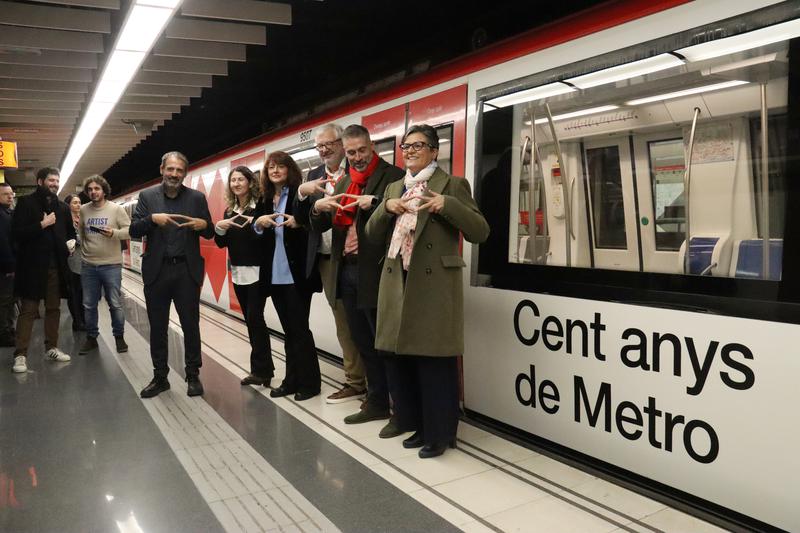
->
xmin=370 ymin=196 xmax=379 ymax=208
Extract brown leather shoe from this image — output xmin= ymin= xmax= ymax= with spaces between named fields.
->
xmin=241 ymin=374 xmax=271 ymax=386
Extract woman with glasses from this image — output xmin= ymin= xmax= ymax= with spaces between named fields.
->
xmin=365 ymin=124 xmax=490 ymax=458
xmin=214 ymin=166 xmax=274 ymax=387
xmin=253 ymin=152 xmax=322 ymax=401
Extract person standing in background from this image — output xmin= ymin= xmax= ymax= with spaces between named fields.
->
xmin=78 ymin=175 xmax=131 ymax=355
xmin=11 ymin=167 xmax=75 ymax=374
xmin=0 ymin=183 xmax=16 ymax=347
xmin=64 ymin=194 xmax=85 ymax=332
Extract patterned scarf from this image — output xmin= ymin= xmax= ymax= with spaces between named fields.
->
xmin=333 ymin=152 xmax=379 ymax=227
xmin=387 ymin=161 xmax=438 ymax=270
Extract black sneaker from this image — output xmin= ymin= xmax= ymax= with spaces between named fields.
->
xmin=140 ymin=378 xmax=170 ymax=398
xmin=186 ymin=376 xmax=204 ymax=397
xmin=115 ymin=336 xmax=128 ymax=353
xmin=79 ymin=336 xmax=98 ymax=355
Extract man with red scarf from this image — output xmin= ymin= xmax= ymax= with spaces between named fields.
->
xmin=311 ymin=124 xmax=404 ymax=437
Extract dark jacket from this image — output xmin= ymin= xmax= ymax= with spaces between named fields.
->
xmin=213 ymin=204 xmax=265 ymax=268
xmin=129 ymin=183 xmax=214 ymax=287
xmin=309 ymin=158 xmax=404 ymax=309
xmin=255 ymin=186 xmax=321 ymax=297
xmin=12 ymin=187 xmax=75 ymax=299
xmin=0 ymin=205 xmax=15 ymax=274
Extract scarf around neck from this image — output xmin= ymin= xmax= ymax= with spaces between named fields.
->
xmin=333 ymin=152 xmax=380 ymax=227
xmin=387 ymin=161 xmax=438 ymax=270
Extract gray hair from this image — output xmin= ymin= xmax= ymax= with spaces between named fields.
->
xmin=342 ymin=124 xmax=371 ymax=142
xmin=314 ymin=123 xmax=343 ymax=141
xmin=402 ymin=124 xmax=439 ymax=149
xmin=160 ymin=151 xmax=189 ymax=168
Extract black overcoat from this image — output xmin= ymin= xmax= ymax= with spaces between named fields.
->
xmin=12 ymin=187 xmax=75 ymax=299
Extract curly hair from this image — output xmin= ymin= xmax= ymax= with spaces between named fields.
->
xmin=225 ymin=166 xmax=261 ymax=211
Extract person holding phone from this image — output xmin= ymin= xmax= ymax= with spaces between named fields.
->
xmin=253 ymin=151 xmax=321 ymax=401
xmin=214 ymin=166 xmax=273 ymax=386
xmin=64 ymin=193 xmax=86 ymax=332
xmin=77 ymin=175 xmax=131 ymax=355
xmin=365 ymin=124 xmax=489 ymax=458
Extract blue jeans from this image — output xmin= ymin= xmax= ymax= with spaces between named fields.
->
xmin=82 ymin=263 xmax=124 ymax=338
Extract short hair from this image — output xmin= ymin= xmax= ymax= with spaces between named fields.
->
xmin=225 ymin=165 xmax=261 ymax=211
xmin=36 ymin=166 xmax=60 ymax=183
xmin=261 ymin=151 xmax=302 ymax=199
xmin=314 ymin=123 xmax=343 ymax=141
xmin=402 ymin=124 xmax=440 ymax=149
xmin=160 ymin=151 xmax=189 ymax=169
xmin=0 ymin=182 xmax=11 ymax=189
xmin=82 ymin=174 xmax=111 ymax=197
xmin=342 ymin=124 xmax=371 ymax=142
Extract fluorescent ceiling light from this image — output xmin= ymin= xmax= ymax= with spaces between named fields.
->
xmin=485 ymin=82 xmax=575 ymax=109
xmin=701 ymin=53 xmax=778 ymax=75
xmin=625 ymin=80 xmax=748 ymax=106
xmin=676 ymin=18 xmax=800 ymax=62
xmin=565 ymin=53 xmax=684 ymax=89
xmin=530 ymin=105 xmax=620 ymax=125
xmin=137 ymin=0 xmax=181 ymax=7
xmin=292 ymin=148 xmax=319 ymax=161
xmin=116 ymin=5 xmax=175 ymax=52
xmin=58 ymin=1 xmax=180 ymax=191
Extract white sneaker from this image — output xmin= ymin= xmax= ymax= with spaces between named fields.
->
xmin=12 ymin=355 xmax=27 ymax=373
xmin=45 ymin=347 xmax=71 ymax=362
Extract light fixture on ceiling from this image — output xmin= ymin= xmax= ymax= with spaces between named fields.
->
xmin=59 ymin=0 xmax=182 ymax=191
xmin=484 ymin=82 xmax=575 ymax=109
xmin=625 ymin=80 xmax=748 ymax=106
xmin=564 ymin=53 xmax=684 ymax=89
xmin=700 ymin=53 xmax=779 ymax=76
xmin=676 ymin=18 xmax=800 ymax=62
xmin=526 ymin=105 xmax=620 ymax=125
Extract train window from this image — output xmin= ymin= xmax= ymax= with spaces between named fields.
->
xmin=291 ymin=148 xmax=323 ymax=181
xmin=586 ymin=145 xmax=626 ymax=250
xmin=475 ymin=4 xmax=800 ymax=313
xmin=374 ymin=137 xmax=396 ymax=165
xmin=435 ymin=124 xmax=453 ymax=175
xmin=648 ymin=138 xmax=685 ymax=251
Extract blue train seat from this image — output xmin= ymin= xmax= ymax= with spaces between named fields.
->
xmin=686 ymin=237 xmax=719 ymax=275
xmin=732 ymin=239 xmax=783 ymax=280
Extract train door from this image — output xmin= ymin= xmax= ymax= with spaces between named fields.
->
xmin=632 ymin=131 xmax=684 ymax=273
xmin=583 ymin=136 xmax=641 ymax=271
xmin=362 ymin=103 xmax=406 ymax=165
xmin=407 ymin=85 xmax=467 ymax=176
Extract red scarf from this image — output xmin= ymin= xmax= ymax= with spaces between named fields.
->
xmin=333 ymin=152 xmax=379 ymax=227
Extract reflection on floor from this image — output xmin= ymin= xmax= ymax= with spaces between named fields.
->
xmin=0 ymin=274 xmax=731 ymax=533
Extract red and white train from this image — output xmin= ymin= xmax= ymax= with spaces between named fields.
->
xmin=116 ymin=1 xmax=800 ymax=530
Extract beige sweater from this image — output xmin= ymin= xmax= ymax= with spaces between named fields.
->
xmin=79 ymin=201 xmax=131 ymax=266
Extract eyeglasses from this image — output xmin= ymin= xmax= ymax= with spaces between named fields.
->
xmin=400 ymin=141 xmax=435 ymax=152
xmin=314 ymin=139 xmax=342 ymax=151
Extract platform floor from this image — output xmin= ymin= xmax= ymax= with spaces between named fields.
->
xmin=0 ymin=272 xmax=732 ymax=533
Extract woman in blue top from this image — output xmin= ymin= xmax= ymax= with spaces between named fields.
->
xmin=253 ymin=151 xmax=322 ymax=401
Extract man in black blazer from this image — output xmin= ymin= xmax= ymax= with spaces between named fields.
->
xmin=310 ymin=124 xmax=404 ymax=437
xmin=295 ymin=123 xmax=366 ymax=404
xmin=130 ymin=151 xmax=213 ymax=398
xmin=11 ymin=167 xmax=75 ymax=373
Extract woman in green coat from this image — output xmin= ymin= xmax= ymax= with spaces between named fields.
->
xmin=365 ymin=124 xmax=489 ymax=458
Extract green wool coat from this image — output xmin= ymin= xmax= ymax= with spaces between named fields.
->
xmin=364 ymin=168 xmax=490 ymax=357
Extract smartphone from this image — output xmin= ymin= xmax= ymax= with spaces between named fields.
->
xmin=88 ymin=225 xmax=103 ymax=233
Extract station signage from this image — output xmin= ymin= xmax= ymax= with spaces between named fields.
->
xmin=0 ymin=141 xmax=19 ymax=169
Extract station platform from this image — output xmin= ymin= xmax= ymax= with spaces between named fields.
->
xmin=0 ymin=271 xmax=730 ymax=533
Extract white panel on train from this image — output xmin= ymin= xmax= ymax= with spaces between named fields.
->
xmin=463 ymin=289 xmax=800 ymax=531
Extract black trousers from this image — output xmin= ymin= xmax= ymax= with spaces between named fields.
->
xmin=271 ymin=283 xmax=320 ymax=394
xmin=232 ymin=281 xmax=273 ymax=378
xmin=67 ymin=271 xmax=84 ymax=328
xmin=143 ymin=261 xmax=202 ymax=379
xmin=338 ymin=262 xmax=397 ymax=411
xmin=0 ymin=272 xmax=16 ymax=340
xmin=391 ymin=355 xmax=460 ymax=446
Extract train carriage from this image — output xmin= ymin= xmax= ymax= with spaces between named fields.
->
xmin=116 ymin=1 xmax=800 ymax=530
